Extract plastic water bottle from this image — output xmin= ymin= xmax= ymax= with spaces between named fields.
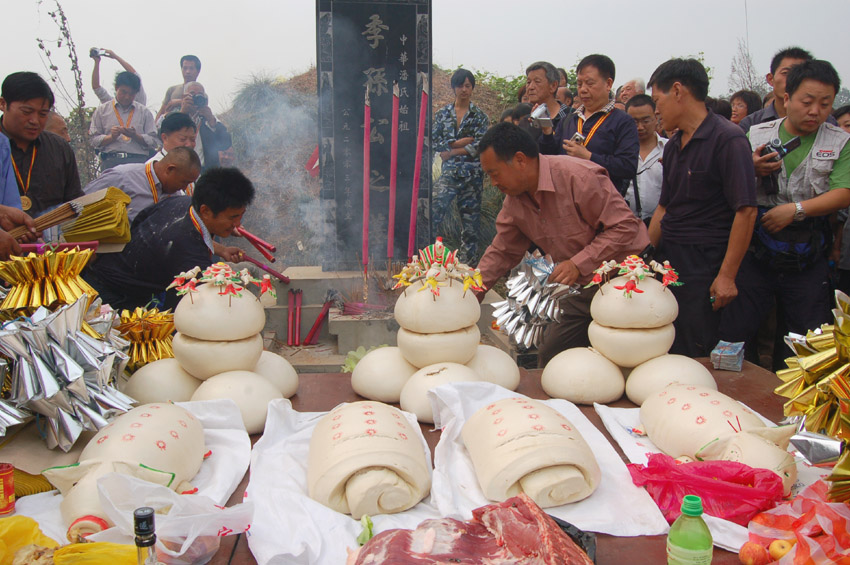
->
xmin=666 ymin=495 xmax=713 ymax=564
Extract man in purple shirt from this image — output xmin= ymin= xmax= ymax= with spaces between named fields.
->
xmin=648 ymin=59 xmax=758 ymax=357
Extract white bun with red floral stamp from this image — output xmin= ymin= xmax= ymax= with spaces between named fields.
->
xmin=640 ymin=384 xmax=797 ymax=495
xmin=625 ymin=354 xmax=717 ymax=406
xmin=42 ymin=403 xmax=205 ymax=541
xmin=462 ymin=397 xmax=600 ymax=508
xmin=307 ymin=401 xmax=431 ymax=519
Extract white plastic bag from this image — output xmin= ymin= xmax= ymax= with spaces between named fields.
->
xmin=89 ymin=473 xmax=253 ymax=564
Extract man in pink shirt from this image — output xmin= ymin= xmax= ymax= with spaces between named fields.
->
xmin=477 ymin=122 xmax=650 ymax=365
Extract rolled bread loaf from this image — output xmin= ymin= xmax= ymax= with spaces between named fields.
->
xmin=462 ymin=398 xmax=600 ymax=508
xmin=308 ymin=401 xmax=431 ymax=519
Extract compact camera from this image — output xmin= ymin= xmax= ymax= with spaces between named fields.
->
xmin=192 ymin=94 xmax=208 ymax=108
xmin=761 ymin=136 xmax=802 ymax=162
xmin=89 ymin=48 xmax=107 ymax=58
xmin=760 ymin=135 xmax=802 ymax=194
xmin=570 ymin=132 xmax=586 ymax=144
xmin=530 ymin=105 xmax=552 ymax=129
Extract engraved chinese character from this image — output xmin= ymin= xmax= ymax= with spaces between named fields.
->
xmin=363 ymin=67 xmax=388 ymax=96
xmin=399 ymin=86 xmax=409 ymax=98
xmin=400 ymin=34 xmax=408 ymax=46
xmin=342 ymin=108 xmax=351 ymax=117
xmin=399 ymin=121 xmax=410 ymax=132
xmin=399 ymin=105 xmax=409 ymax=115
xmin=370 ymin=170 xmax=389 ymax=192
xmin=399 ymin=70 xmax=409 ymax=81
xmin=399 ymin=52 xmax=408 ymax=65
xmin=342 ymin=123 xmax=350 ymax=131
xmin=362 ymin=14 xmax=388 ymax=49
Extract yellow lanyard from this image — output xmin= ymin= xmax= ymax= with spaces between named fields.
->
xmin=189 ymin=207 xmax=202 ymax=235
xmin=144 ymin=162 xmax=160 ymax=204
xmin=112 ymin=102 xmax=134 ymax=130
xmin=576 ymin=112 xmax=611 ymax=147
xmin=11 ymin=146 xmax=37 ymax=195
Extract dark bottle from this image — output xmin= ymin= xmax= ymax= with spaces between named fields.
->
xmin=134 ymin=506 xmax=159 ymax=565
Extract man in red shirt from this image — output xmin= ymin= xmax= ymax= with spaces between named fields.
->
xmin=477 ymin=122 xmax=650 ymax=365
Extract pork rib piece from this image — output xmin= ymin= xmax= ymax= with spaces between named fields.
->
xmin=348 ymin=493 xmax=593 ymax=564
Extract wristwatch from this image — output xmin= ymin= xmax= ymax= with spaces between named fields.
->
xmin=793 ymin=202 xmax=806 ymax=222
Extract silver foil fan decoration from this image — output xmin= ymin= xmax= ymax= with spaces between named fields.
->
xmin=491 ymin=251 xmax=580 ymax=350
xmin=0 ymin=295 xmax=134 ymax=451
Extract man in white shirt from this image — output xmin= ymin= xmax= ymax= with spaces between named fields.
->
xmin=624 ymin=94 xmax=666 ymax=222
xmin=90 ymin=48 xmax=146 ymax=106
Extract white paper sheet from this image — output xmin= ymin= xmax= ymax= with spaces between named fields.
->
xmin=246 ymin=398 xmax=442 ymax=565
xmin=593 ymin=402 xmax=830 ymax=551
xmin=14 ymin=399 xmax=251 ymax=544
xmin=428 ymin=382 xmax=669 ymax=537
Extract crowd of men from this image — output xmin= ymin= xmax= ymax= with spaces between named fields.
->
xmin=0 ymin=53 xmax=250 ymax=312
xmin=435 ymin=47 xmax=850 ymax=368
xmin=0 ymin=44 xmax=847 ymax=369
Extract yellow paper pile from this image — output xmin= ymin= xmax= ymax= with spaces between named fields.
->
xmin=0 ymin=249 xmax=97 ymax=313
xmin=778 ymin=291 xmax=850 ymax=501
xmin=116 ymin=307 xmax=175 ymax=372
xmin=61 ymin=187 xmax=131 ymax=244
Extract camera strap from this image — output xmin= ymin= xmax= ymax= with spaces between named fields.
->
xmin=576 ymin=112 xmax=611 ymax=147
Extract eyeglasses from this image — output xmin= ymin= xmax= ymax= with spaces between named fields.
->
xmin=632 ymin=117 xmax=655 ymax=126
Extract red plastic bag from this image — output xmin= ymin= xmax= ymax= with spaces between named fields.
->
xmin=628 ymin=452 xmax=785 ymax=526
xmin=747 ymin=480 xmax=850 ymax=564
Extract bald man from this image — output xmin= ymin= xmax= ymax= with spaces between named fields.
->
xmin=178 ymin=81 xmax=231 ymax=170
xmin=83 ymin=146 xmax=201 ymax=221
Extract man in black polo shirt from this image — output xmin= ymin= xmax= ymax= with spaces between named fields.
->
xmin=648 ymin=59 xmax=758 ymax=357
xmin=539 ymin=54 xmax=639 ymax=196
xmin=83 ymin=167 xmax=254 ymax=311
xmin=0 ymin=72 xmax=82 ymax=216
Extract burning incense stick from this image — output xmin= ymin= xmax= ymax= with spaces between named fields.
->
xmin=387 ymin=81 xmax=400 ymax=259
xmin=236 ymin=226 xmax=276 ymax=252
xmin=362 ymin=85 xmax=371 ymax=267
xmin=240 ymin=254 xmax=290 ymax=284
xmin=407 ymin=74 xmax=429 ymax=259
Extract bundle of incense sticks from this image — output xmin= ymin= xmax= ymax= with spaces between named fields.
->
xmin=236 ymin=226 xmax=276 ymax=262
xmin=8 ymin=201 xmax=82 ymax=239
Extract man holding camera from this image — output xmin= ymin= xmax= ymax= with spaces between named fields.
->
xmin=180 ymin=82 xmax=231 ymax=171
xmin=90 ymin=48 xmax=146 ymax=106
xmin=720 ymin=60 xmax=850 ymax=359
xmin=539 ymin=54 xmax=638 ymax=196
xmin=89 ymin=71 xmax=157 ymax=170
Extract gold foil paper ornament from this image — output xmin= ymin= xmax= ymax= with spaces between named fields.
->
xmin=116 ymin=307 xmax=175 ymax=373
xmin=0 ymin=248 xmax=97 ymax=313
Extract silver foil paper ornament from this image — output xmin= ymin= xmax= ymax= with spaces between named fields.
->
xmin=0 ymin=295 xmax=134 ymax=451
xmin=491 ymin=251 xmax=579 ymax=350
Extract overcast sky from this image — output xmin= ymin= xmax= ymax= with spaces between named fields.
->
xmin=4 ymin=0 xmax=848 ymax=116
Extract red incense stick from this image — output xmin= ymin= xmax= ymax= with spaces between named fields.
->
xmin=407 ymin=74 xmax=429 ymax=258
xmin=241 ymin=254 xmax=290 ymax=284
xmin=387 ymin=81 xmax=400 ymax=258
xmin=236 ymin=226 xmax=276 ymax=252
xmin=362 ymin=86 xmax=371 ymax=267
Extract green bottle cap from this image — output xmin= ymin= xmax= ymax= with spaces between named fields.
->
xmin=680 ymin=495 xmax=703 ymax=517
